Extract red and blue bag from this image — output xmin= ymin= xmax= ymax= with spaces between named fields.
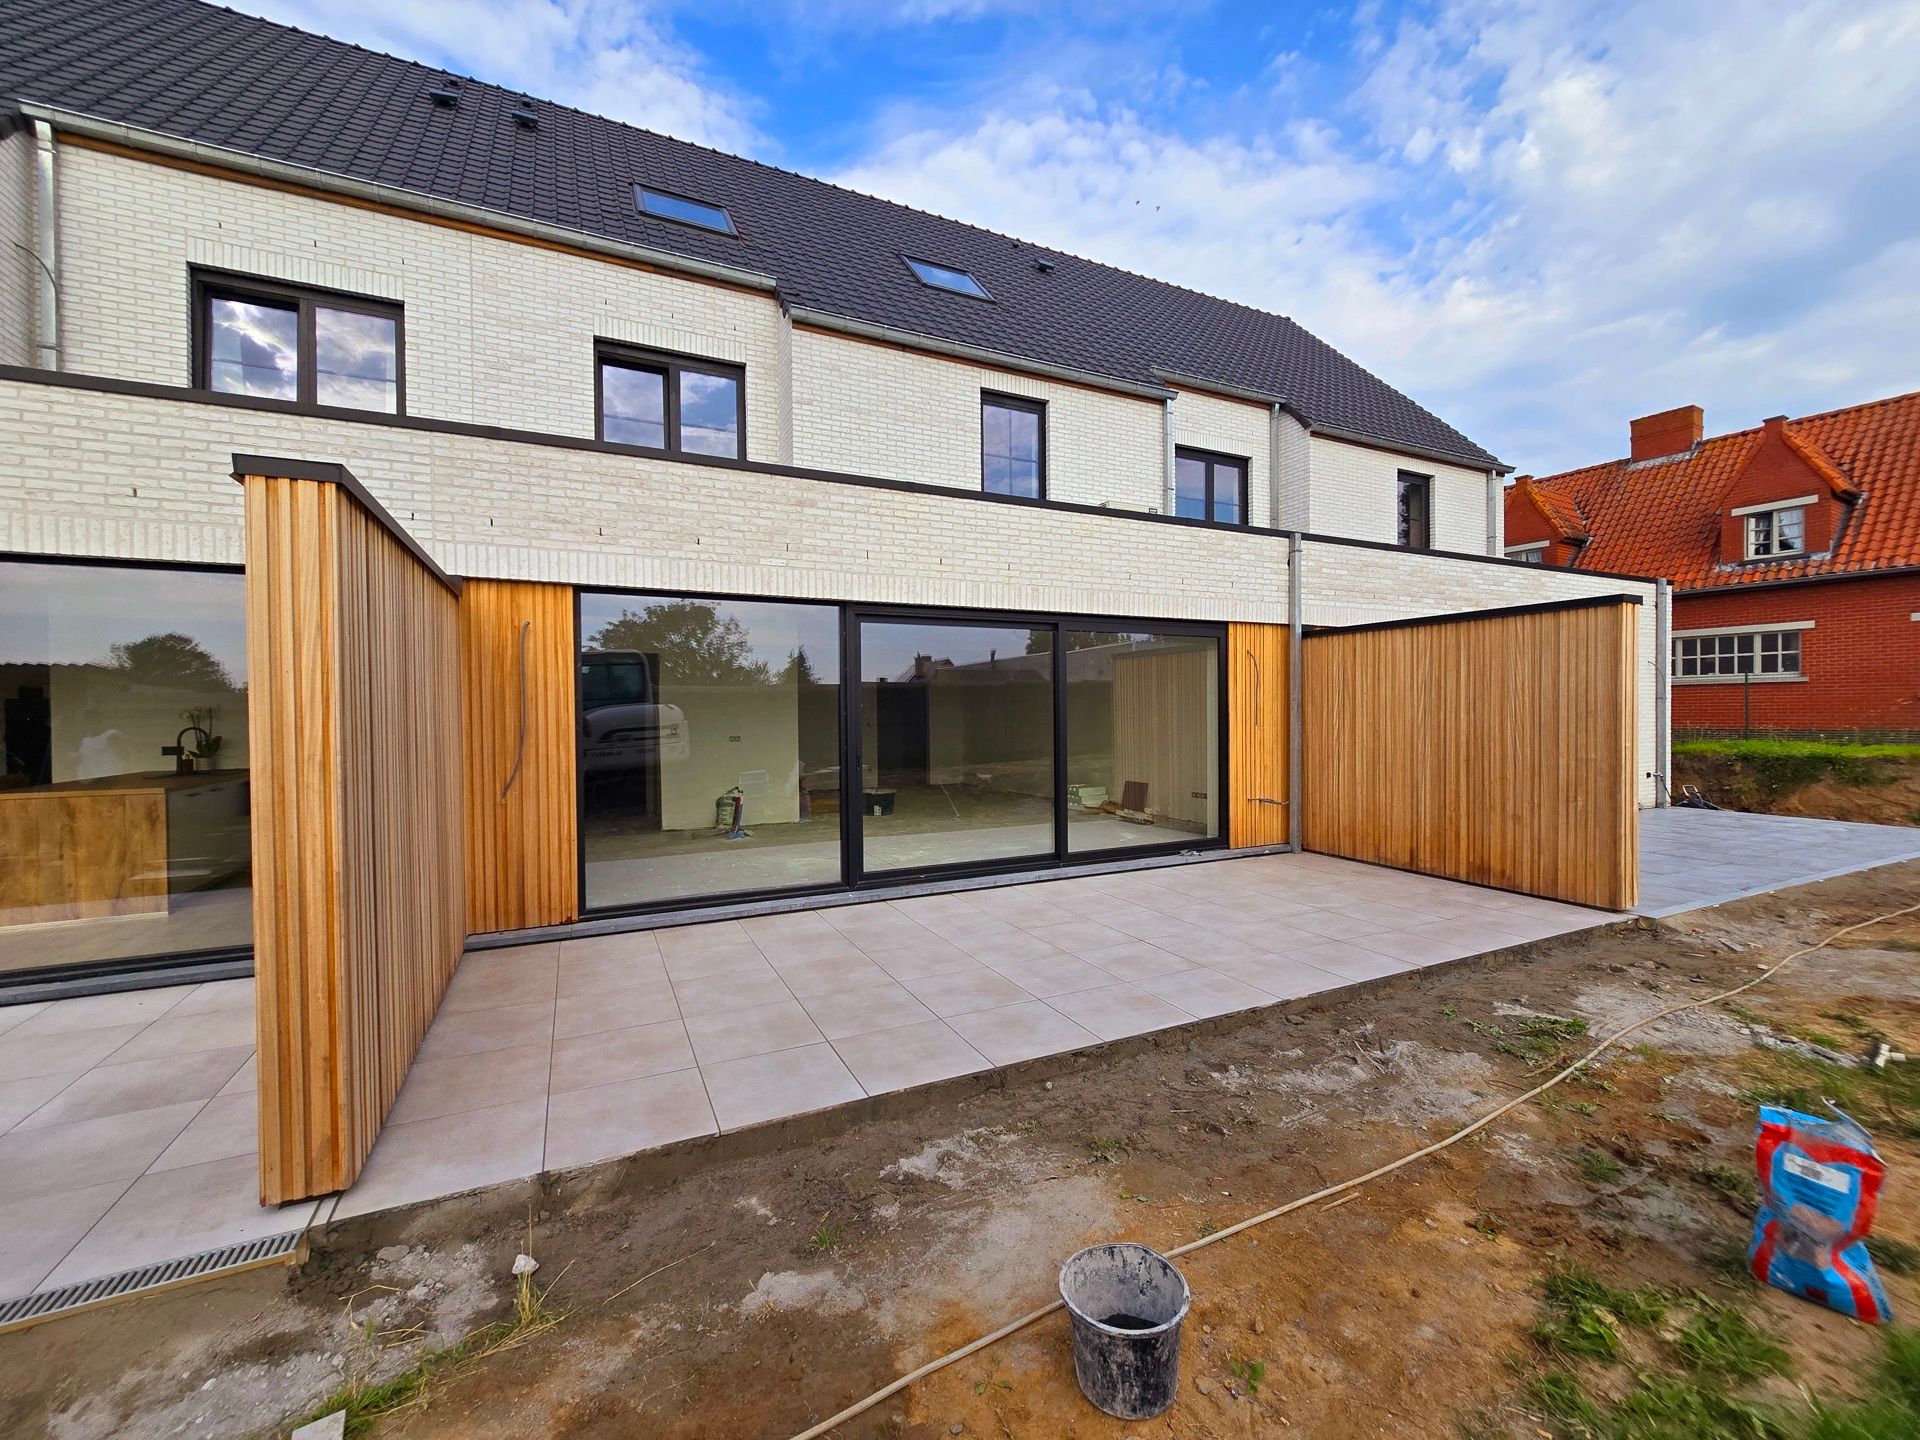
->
xmin=1748 ymin=1104 xmax=1892 ymax=1324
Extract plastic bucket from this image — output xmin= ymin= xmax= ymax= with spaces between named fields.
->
xmin=1058 ymin=1243 xmax=1191 ymax=1420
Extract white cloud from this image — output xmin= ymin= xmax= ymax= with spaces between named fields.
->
xmin=229 ymin=0 xmax=764 ymax=153
xmin=835 ymin=0 xmax=1920 ymax=472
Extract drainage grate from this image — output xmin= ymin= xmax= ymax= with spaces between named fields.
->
xmin=0 ymin=1229 xmax=306 ymax=1333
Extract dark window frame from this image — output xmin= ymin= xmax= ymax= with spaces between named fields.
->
xmin=594 ymin=341 xmax=748 ymax=460
xmin=1397 ymin=471 xmax=1433 ymax=550
xmin=904 ymin=255 xmax=994 ymax=301
xmin=1173 ymin=446 xmax=1251 ymax=526
xmin=980 ymin=391 xmax=1047 ymax=499
xmin=633 ymin=184 xmax=738 ymax=236
xmin=191 ymin=269 xmax=406 ymax=414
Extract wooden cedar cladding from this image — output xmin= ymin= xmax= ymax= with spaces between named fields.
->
xmin=1226 ymin=622 xmax=1290 ymax=847
xmin=1301 ymin=596 xmax=1639 ymax=911
xmin=239 ymin=458 xmax=466 ymax=1205
xmin=460 ymin=579 xmax=579 ymax=933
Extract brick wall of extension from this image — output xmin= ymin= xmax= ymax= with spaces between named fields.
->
xmin=1673 ymin=571 xmax=1920 ymax=736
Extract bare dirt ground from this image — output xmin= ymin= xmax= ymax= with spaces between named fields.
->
xmin=1674 ymin=751 xmax=1920 ymax=828
xmin=4 ymin=862 xmax=1918 ymax=1440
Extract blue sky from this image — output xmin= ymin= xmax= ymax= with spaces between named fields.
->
xmin=236 ymin=1 xmax=1920 ymax=475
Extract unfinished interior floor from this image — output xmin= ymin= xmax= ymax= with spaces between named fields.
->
xmin=6 ymin=806 xmax=1920 ymax=1303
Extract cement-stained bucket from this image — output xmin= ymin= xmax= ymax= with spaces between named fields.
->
xmin=1058 ymin=1243 xmax=1191 ymax=1419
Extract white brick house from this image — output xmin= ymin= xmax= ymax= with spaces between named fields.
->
xmin=0 ymin=0 xmax=1665 ymax=993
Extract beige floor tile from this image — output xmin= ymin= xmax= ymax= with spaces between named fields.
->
xmin=0 ymin=1102 xmax=204 ymax=1204
xmin=832 ymin=1019 xmax=989 ymax=1094
xmin=951 ymin=930 xmax=1063 ymax=965
xmin=1288 ymin=908 xmax=1394 ymax=941
xmin=862 ymin=940 xmax=981 ymax=982
xmin=550 ymin=1021 xmax=696 ymax=1093
xmin=1044 ymin=982 xmax=1192 ymax=1042
xmin=1090 ymin=904 xmax=1195 ymax=941
xmin=1020 ymin=920 xmax=1134 ymax=955
xmin=149 ymin=1094 xmax=258 ymax=1172
xmin=386 ymin=1042 xmax=551 ymax=1126
xmin=334 ymin=1098 xmax=548 ymax=1221
xmin=946 ymin=1000 xmax=1102 ymax=1066
xmin=1289 ymin=941 xmax=1411 ymax=983
xmin=106 ymin=1006 xmax=259 ymax=1063
xmin=663 ymin=942 xmax=769 ymax=982
xmin=554 ymin=977 xmax=679 ymax=1038
xmin=684 ymin=1000 xmax=823 ymax=1066
xmin=555 ymin=946 xmax=669 ymax=999
xmin=671 ymin=964 xmax=792 ymax=1019
xmin=168 ymin=979 xmax=256 ymax=1016
xmin=798 ymin=982 xmax=939 ymax=1041
xmin=654 ymin=920 xmax=754 ymax=957
xmin=416 ymin=1000 xmax=555 ymax=1062
xmin=14 ymin=1046 xmax=252 ymax=1130
xmin=0 ymin=1023 xmax=147 ymax=1083
xmin=5 ymin=989 xmax=191 ymax=1038
xmin=701 ymin=1044 xmax=862 ymax=1130
xmin=554 ymin=930 xmax=663 ymax=966
xmin=0 ymin=1180 xmax=130 ymax=1298
xmin=740 ymin=927 xmax=857 ymax=965
xmin=1210 ymin=955 xmax=1348 ymax=1000
xmin=0 ymin=1002 xmax=50 ymax=1038
xmin=217 ymin=1054 xmax=259 ymax=1098
xmin=440 ymin=951 xmax=559 ymax=1015
xmin=769 ymin=954 xmax=892 ymax=999
xmin=1348 ymin=927 xmax=1480 ymax=966
xmin=0 ymin=1070 xmax=80 ymax=1132
xmin=543 ymin=1070 xmax=716 ymax=1172
xmin=1134 ymin=969 xmax=1273 ymax=1019
xmin=900 ymin=967 xmax=1035 ymax=1018
xmin=1076 ymin=941 xmax=1193 ymax=983
xmin=981 ymin=953 xmax=1114 ymax=999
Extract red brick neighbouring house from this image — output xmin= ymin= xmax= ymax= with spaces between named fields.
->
xmin=1506 ymin=393 xmax=1920 ymax=738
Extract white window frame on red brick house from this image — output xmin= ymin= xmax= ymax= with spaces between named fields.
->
xmin=1671 ymin=620 xmax=1812 ymax=683
xmin=1732 ymin=496 xmax=1814 ymax=560
xmin=1505 ymin=542 xmax=1547 ymax=563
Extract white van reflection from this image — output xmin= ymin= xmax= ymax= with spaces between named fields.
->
xmin=579 ymin=649 xmax=690 ymax=776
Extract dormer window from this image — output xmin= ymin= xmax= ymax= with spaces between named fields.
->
xmin=1740 ymin=501 xmax=1809 ymax=560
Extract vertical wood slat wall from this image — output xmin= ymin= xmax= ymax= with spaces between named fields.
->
xmin=1226 ymin=622 xmax=1290 ymax=848
xmin=243 ymin=470 xmax=466 ymax=1206
xmin=460 ymin=579 xmax=580 ymax=934
xmin=1300 ymin=599 xmax=1639 ymax=911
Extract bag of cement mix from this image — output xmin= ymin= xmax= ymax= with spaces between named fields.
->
xmin=1748 ymin=1104 xmax=1892 ymax=1323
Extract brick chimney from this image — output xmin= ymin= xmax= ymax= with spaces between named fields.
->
xmin=1629 ymin=405 xmax=1704 ymax=462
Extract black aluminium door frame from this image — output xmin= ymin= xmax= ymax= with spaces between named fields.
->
xmin=843 ymin=602 xmax=1231 ymax=890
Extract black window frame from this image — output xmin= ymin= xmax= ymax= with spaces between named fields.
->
xmin=634 ymin=184 xmax=738 ymax=236
xmin=1173 ymin=446 xmax=1251 ymax=526
xmin=1397 ymin=471 xmax=1433 ymax=550
xmin=904 ymin=255 xmax=994 ymax=301
xmin=191 ymin=269 xmax=406 ymax=415
xmin=594 ymin=342 xmax=748 ymax=460
xmin=980 ymin=391 xmax=1047 ymax=499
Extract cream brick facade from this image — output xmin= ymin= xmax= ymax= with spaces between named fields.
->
xmin=1306 ymin=434 xmax=1494 ymax=552
xmin=1167 ymin=386 xmax=1276 ymax=528
xmin=0 ymin=127 xmax=32 ymax=368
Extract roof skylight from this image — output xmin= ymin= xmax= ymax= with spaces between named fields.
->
xmin=636 ymin=186 xmax=736 ymax=235
xmin=904 ymin=256 xmax=991 ymax=300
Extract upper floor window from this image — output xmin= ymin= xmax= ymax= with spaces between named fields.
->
xmin=1506 ymin=543 xmax=1547 ymax=564
xmin=1397 ymin=472 xmax=1432 ymax=549
xmin=1672 ymin=628 xmax=1803 ymax=680
xmin=635 ymin=186 xmax=736 ymax=235
xmin=1743 ymin=504 xmax=1806 ymax=560
xmin=981 ymin=393 xmax=1044 ymax=498
xmin=907 ymin=257 xmax=992 ymax=300
xmin=597 ymin=345 xmax=744 ymax=460
xmin=1174 ymin=447 xmax=1248 ymax=525
xmin=197 ymin=274 xmax=402 ymax=413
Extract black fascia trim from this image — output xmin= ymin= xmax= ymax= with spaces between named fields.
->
xmin=1306 ymin=591 xmax=1644 ymax=639
xmin=0 ymin=366 xmax=1664 ymax=583
xmin=229 ymin=452 xmax=462 ymax=595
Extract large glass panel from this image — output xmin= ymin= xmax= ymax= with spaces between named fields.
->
xmin=314 ymin=306 xmax=399 ymax=412
xmin=1212 ymin=462 xmax=1244 ymax=525
xmin=0 ymin=561 xmax=252 ymax=978
xmin=859 ymin=621 xmax=1054 ymax=874
xmin=601 ymin=363 xmax=668 ymax=448
xmin=1174 ymin=453 xmax=1209 ymax=519
xmin=208 ymin=295 xmax=298 ymax=399
xmin=1064 ymin=629 xmax=1219 ymax=853
xmin=678 ymin=369 xmax=741 ymax=458
xmin=983 ymin=399 xmax=1041 ymax=497
xmin=580 ymin=594 xmax=841 ymax=909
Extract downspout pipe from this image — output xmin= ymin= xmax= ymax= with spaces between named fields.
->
xmin=1654 ymin=578 xmax=1673 ymax=806
xmin=1287 ymin=532 xmax=1304 ymax=852
xmin=1485 ymin=468 xmax=1503 ymax=557
xmin=30 ymin=117 xmax=59 ymax=370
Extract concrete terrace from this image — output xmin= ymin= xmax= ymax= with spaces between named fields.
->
xmin=5 ymin=807 xmax=1920 ymax=1304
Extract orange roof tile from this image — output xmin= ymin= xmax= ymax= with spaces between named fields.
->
xmin=1520 ymin=388 xmax=1920 ymax=590
xmin=1510 ymin=475 xmax=1590 ymax=540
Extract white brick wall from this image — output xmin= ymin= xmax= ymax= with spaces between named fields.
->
xmin=53 ymin=146 xmax=786 ymax=457
xmin=1308 ymin=435 xmax=1493 ymax=553
xmin=0 ymin=128 xmax=34 ymax=368
xmin=1274 ymin=408 xmax=1314 ymax=531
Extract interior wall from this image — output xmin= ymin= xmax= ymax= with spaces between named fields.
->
xmin=660 ymin=684 xmax=802 ymax=830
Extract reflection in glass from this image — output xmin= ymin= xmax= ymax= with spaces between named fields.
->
xmin=208 ymin=296 xmax=298 ymax=399
xmin=859 ymin=622 xmax=1054 ymax=874
xmin=982 ymin=399 xmax=1041 ymax=497
xmin=0 ymin=562 xmax=252 ymax=977
xmin=678 ymin=369 xmax=741 ymax=458
xmin=601 ymin=363 xmax=667 ymax=448
xmin=1173 ymin=453 xmax=1209 ymax=519
xmin=314 ymin=307 xmax=399 ymax=412
xmin=1064 ymin=630 xmax=1219 ymax=853
xmin=580 ymin=594 xmax=841 ymax=909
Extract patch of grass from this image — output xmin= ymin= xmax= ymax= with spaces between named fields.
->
xmin=1696 ymin=1164 xmax=1762 ymax=1208
xmin=1700 ymin=1234 xmax=1756 ymax=1283
xmin=1870 ymin=1235 xmax=1920 ymax=1278
xmin=1088 ymin=1137 xmax=1126 ymax=1164
xmin=1228 ymin=1355 xmax=1266 ymax=1394
xmin=809 ymin=1215 xmax=843 ymax=1250
xmin=1738 ymin=1046 xmax=1920 ymax=1141
xmin=1675 ymin=738 xmax=1920 ymax=762
xmin=1195 ymin=1217 xmax=1219 ymax=1239
xmin=1577 ymin=1148 xmax=1627 ymax=1186
xmin=1532 ymin=1264 xmax=1667 ymax=1364
xmin=1673 ymin=1300 xmax=1790 ymax=1382
xmin=1676 ymin=738 xmax=1914 ymax=798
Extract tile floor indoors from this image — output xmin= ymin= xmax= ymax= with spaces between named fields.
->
xmin=6 ymin=807 xmax=1920 ymax=1301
